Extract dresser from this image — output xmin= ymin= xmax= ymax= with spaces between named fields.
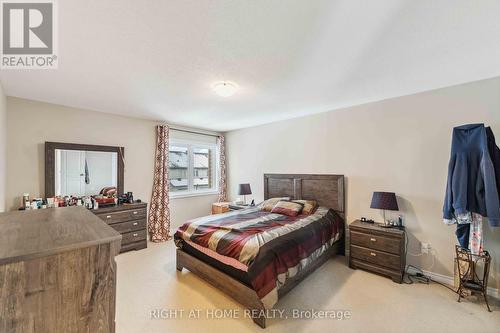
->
xmin=0 ymin=207 xmax=121 ymax=332
xmin=349 ymin=220 xmax=406 ymax=283
xmin=93 ymin=202 xmax=148 ymax=253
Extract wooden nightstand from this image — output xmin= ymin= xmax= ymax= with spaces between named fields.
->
xmin=211 ymin=202 xmax=249 ymax=214
xmin=349 ymin=220 xmax=406 ymax=283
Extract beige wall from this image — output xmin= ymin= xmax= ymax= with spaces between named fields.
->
xmin=0 ymin=83 xmax=6 ymax=212
xmin=226 ymin=77 xmax=500 ymax=289
xmin=6 ymin=97 xmax=215 ymax=229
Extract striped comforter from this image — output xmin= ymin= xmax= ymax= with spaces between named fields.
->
xmin=174 ymin=206 xmax=343 ymax=308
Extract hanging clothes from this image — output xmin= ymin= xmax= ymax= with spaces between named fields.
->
xmin=469 ymin=213 xmax=484 ymax=255
xmin=84 ymin=159 xmax=90 ymax=184
xmin=450 ymin=212 xmax=483 ymax=253
xmin=486 ymin=127 xmax=500 ymax=203
xmin=443 ymin=123 xmax=500 ymax=227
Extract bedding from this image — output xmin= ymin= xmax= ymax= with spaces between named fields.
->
xmin=174 ymin=206 xmax=343 ymax=308
xmin=292 ymin=199 xmax=318 ymax=215
xmin=270 ymin=200 xmax=304 ymax=216
xmin=259 ymin=197 xmax=290 ymax=212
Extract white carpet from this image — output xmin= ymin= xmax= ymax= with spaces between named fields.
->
xmin=116 ymin=241 xmax=499 ymax=333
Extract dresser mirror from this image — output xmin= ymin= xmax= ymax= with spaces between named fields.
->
xmin=45 ymin=142 xmax=124 ymax=197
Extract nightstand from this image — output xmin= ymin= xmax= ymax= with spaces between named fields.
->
xmin=211 ymin=202 xmax=249 ymax=214
xmin=349 ymin=220 xmax=406 ymax=283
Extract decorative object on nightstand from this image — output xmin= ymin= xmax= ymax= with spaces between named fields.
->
xmin=349 ymin=220 xmax=406 ymax=283
xmin=212 ymin=202 xmax=230 ymax=214
xmin=370 ymin=191 xmax=399 ymax=228
xmin=212 ymin=202 xmax=248 ymax=214
xmin=238 ymin=183 xmax=252 ymax=205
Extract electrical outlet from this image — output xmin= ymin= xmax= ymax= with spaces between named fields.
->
xmin=421 ymin=242 xmax=431 ymax=254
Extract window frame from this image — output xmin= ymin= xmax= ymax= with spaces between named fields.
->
xmin=169 ymin=138 xmax=219 ymax=199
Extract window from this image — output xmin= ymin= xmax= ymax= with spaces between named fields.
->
xmin=169 ymin=139 xmax=218 ymax=197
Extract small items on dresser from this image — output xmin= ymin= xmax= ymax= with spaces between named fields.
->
xmin=349 ymin=220 xmax=406 ymax=283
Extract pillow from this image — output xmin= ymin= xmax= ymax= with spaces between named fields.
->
xmin=270 ymin=201 xmax=304 ymax=217
xmin=292 ymin=200 xmax=318 ymax=215
xmin=260 ymin=197 xmax=290 ymax=212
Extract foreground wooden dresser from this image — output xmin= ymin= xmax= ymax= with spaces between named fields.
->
xmin=93 ymin=202 xmax=148 ymax=253
xmin=349 ymin=220 xmax=406 ymax=283
xmin=0 ymin=207 xmax=122 ymax=333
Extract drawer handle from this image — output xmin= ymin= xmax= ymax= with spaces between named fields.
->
xmin=133 ymin=233 xmax=138 ymax=237
xmin=106 ymin=215 xmax=112 ymax=219
xmin=370 ymin=238 xmax=377 ymax=242
xmin=370 ymin=252 xmax=377 ymax=257
xmin=133 ymin=211 xmax=138 ymax=215
xmin=133 ymin=222 xmax=138 ymax=226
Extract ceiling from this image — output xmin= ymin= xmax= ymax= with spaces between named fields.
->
xmin=1 ymin=0 xmax=500 ymax=132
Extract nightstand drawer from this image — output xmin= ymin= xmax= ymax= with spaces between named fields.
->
xmin=350 ymin=231 xmax=401 ymax=255
xmin=351 ymin=245 xmax=401 ymax=271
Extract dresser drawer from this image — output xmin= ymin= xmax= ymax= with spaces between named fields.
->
xmin=351 ymin=245 xmax=401 ymax=271
xmin=120 ymin=240 xmax=147 ymax=253
xmin=96 ymin=208 xmax=147 ymax=225
xmin=122 ymin=229 xmax=147 ymax=245
xmin=111 ymin=219 xmax=146 ymax=234
xmin=350 ymin=230 xmax=401 ymax=255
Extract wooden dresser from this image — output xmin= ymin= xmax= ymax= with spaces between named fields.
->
xmin=349 ymin=220 xmax=406 ymax=283
xmin=93 ymin=202 xmax=148 ymax=253
xmin=0 ymin=207 xmax=121 ymax=332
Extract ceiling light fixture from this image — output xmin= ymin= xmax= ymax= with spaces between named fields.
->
xmin=213 ymin=81 xmax=238 ymax=97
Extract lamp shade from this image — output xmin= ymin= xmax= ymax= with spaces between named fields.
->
xmin=370 ymin=192 xmax=399 ymax=211
xmin=238 ymin=183 xmax=252 ymax=196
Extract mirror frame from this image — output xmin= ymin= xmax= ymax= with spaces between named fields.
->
xmin=45 ymin=141 xmax=124 ymax=198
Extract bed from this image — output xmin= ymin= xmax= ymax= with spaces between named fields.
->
xmin=174 ymin=173 xmax=346 ymax=328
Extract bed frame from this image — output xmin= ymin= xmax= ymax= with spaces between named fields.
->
xmin=176 ymin=173 xmax=345 ymax=328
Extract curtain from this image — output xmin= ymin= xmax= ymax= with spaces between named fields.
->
xmin=217 ymin=135 xmax=227 ymax=202
xmin=148 ymin=125 xmax=172 ymax=242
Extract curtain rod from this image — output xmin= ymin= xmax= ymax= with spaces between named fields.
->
xmin=170 ymin=127 xmax=220 ymax=138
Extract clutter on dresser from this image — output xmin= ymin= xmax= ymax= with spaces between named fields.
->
xmin=18 ymin=189 xmax=137 ymax=211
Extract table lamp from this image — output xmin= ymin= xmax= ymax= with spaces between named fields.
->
xmin=238 ymin=183 xmax=252 ymax=205
xmin=370 ymin=191 xmax=399 ymax=228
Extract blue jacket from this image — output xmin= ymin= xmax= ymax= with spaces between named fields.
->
xmin=443 ymin=124 xmax=500 ymax=227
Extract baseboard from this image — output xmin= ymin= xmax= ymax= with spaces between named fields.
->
xmin=406 ymin=266 xmax=499 ymax=299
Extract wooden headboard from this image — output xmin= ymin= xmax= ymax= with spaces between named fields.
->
xmin=264 ymin=174 xmax=345 ymax=214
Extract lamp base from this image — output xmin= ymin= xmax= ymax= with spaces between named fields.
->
xmin=378 ymin=224 xmax=394 ymax=228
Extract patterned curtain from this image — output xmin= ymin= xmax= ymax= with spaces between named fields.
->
xmin=148 ymin=125 xmax=172 ymax=242
xmin=217 ymin=135 xmax=227 ymax=202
